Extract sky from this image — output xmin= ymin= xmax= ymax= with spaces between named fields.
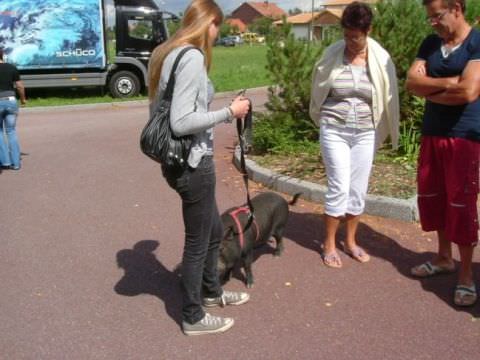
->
xmin=156 ymin=1 xmax=317 ymax=15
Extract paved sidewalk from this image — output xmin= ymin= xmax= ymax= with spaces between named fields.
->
xmin=0 ymin=95 xmax=479 ymax=359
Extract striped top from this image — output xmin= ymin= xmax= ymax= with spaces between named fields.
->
xmin=320 ymin=60 xmax=374 ymax=129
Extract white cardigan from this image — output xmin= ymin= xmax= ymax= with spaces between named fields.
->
xmin=309 ymin=37 xmax=400 ymax=150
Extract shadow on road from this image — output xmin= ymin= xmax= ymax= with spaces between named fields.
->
xmin=114 ymin=240 xmax=182 ymax=326
xmin=285 ymin=211 xmax=480 ymax=317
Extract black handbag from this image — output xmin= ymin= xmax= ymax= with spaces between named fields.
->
xmin=140 ymin=46 xmax=199 ymax=168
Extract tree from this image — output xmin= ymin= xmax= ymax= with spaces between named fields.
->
xmin=288 ymin=7 xmax=302 ymax=15
xmin=371 ymin=0 xmax=430 ymax=158
xmin=253 ymin=21 xmax=324 ymax=153
xmin=167 ymin=19 xmax=181 ymax=36
xmin=254 ymin=0 xmax=480 ymax=158
xmin=465 ymin=0 xmax=480 ymax=24
xmin=372 ymin=0 xmax=480 ymax=120
xmin=220 ymin=22 xmax=239 ymax=37
xmin=249 ymin=17 xmax=274 ymax=36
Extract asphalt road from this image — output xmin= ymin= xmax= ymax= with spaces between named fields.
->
xmin=1 ymin=89 xmax=479 ymax=359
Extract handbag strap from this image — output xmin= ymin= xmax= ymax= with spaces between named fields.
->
xmin=163 ymin=46 xmax=202 ymax=101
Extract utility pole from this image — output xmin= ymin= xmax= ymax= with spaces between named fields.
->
xmin=310 ymin=0 xmax=314 ymax=41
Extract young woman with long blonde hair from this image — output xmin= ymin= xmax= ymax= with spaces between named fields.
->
xmin=148 ymin=0 xmax=250 ymax=335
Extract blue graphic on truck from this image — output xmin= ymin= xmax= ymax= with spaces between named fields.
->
xmin=0 ymin=0 xmax=106 ymax=69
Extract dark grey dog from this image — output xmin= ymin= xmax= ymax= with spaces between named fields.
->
xmin=218 ymin=192 xmax=301 ymax=288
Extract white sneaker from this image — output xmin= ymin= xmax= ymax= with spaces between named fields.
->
xmin=203 ymin=290 xmax=250 ymax=307
xmin=182 ymin=313 xmax=234 ymax=336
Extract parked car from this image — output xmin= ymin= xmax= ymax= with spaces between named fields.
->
xmin=229 ymin=35 xmax=244 ymax=44
xmin=216 ymin=36 xmax=236 ymax=47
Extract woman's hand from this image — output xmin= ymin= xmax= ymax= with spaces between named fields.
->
xmin=229 ymin=96 xmax=250 ymax=119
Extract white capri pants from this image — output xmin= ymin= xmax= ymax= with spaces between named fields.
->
xmin=320 ymin=124 xmax=375 ymax=217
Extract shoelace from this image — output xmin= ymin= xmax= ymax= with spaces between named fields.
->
xmin=201 ymin=313 xmax=223 ymax=326
xmin=220 ymin=291 xmax=242 ymax=306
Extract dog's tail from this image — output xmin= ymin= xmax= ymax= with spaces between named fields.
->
xmin=289 ymin=192 xmax=302 ymax=206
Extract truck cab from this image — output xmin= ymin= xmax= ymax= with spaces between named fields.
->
xmin=108 ymin=5 xmax=170 ymax=97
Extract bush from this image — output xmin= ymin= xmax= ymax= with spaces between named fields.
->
xmin=254 ymin=0 xmax=480 ymax=162
xmin=249 ymin=17 xmax=274 ymax=36
xmin=371 ymin=0 xmax=429 ymax=161
xmin=372 ymin=0 xmax=480 ymax=162
xmin=465 ymin=0 xmax=480 ymax=24
xmin=253 ymin=22 xmax=324 ymax=154
xmin=220 ymin=22 xmax=239 ymax=38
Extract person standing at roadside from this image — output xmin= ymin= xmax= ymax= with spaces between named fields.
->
xmin=406 ymin=0 xmax=480 ymax=306
xmin=148 ymin=0 xmax=251 ymax=335
xmin=0 ymin=47 xmax=26 ymax=170
xmin=309 ymin=2 xmax=399 ymax=268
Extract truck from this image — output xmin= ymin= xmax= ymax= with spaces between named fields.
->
xmin=0 ymin=0 xmax=173 ymax=97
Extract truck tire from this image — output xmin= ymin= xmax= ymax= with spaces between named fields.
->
xmin=109 ymin=71 xmax=141 ymax=98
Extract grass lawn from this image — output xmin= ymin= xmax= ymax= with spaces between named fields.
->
xmin=25 ymin=88 xmax=145 ymax=107
xmin=24 ymin=45 xmax=270 ymax=107
xmin=210 ymin=44 xmax=270 ymax=92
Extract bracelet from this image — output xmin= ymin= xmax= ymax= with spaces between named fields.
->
xmin=225 ymin=106 xmax=235 ymax=123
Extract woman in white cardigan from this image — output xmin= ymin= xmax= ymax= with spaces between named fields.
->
xmin=309 ymin=2 xmax=399 ymax=268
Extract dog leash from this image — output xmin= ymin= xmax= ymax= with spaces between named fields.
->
xmin=236 ymin=102 xmax=255 ymax=231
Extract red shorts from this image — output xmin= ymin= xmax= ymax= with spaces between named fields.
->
xmin=417 ymin=136 xmax=479 ymax=246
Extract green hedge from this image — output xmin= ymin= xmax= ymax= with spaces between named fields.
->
xmin=253 ymin=0 xmax=480 ymax=164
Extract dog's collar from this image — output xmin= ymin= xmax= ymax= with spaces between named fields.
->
xmin=228 ymin=207 xmax=259 ymax=249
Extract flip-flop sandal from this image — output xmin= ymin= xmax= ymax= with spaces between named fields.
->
xmin=344 ymin=246 xmax=370 ymax=263
xmin=410 ymin=261 xmax=455 ymax=278
xmin=323 ymin=251 xmax=342 ymax=268
xmin=454 ymin=284 xmax=477 ymax=307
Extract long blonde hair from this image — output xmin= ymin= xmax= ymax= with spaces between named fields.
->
xmin=148 ymin=0 xmax=223 ymax=101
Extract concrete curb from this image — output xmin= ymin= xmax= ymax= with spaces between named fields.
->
xmin=21 ymin=100 xmax=149 ymax=113
xmin=21 ymin=86 xmax=270 ymax=113
xmin=233 ymin=147 xmax=419 ymax=223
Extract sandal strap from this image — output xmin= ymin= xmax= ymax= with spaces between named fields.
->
xmin=323 ymin=252 xmax=340 ymax=261
xmin=323 ymin=251 xmax=342 ymax=267
xmin=455 ymin=285 xmax=476 ymax=294
xmin=415 ymin=261 xmax=435 ymax=275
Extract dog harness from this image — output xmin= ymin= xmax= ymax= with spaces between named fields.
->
xmin=228 ymin=206 xmax=259 ymax=249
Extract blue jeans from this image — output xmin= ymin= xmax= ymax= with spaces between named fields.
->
xmin=162 ymin=156 xmax=223 ymax=324
xmin=0 ymin=99 xmax=21 ymax=168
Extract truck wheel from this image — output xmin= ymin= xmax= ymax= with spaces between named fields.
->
xmin=109 ymin=71 xmax=141 ymax=98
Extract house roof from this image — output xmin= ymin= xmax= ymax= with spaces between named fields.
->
xmin=317 ymin=0 xmax=376 ymax=6
xmin=226 ymin=18 xmax=248 ymax=33
xmin=246 ymin=2 xmax=286 ymax=19
xmin=273 ymin=9 xmax=342 ymax=25
xmin=274 ymin=12 xmax=321 ymax=25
